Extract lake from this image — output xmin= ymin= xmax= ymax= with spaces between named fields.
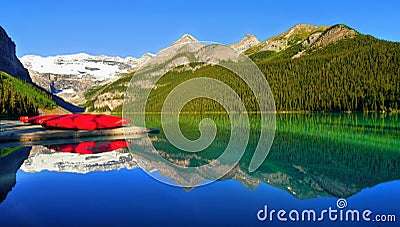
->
xmin=0 ymin=113 xmax=399 ymax=226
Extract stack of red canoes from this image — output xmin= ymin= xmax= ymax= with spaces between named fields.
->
xmin=19 ymin=114 xmax=131 ymax=130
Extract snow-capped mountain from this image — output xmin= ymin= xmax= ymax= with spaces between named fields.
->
xmin=21 ymin=53 xmax=153 ymax=81
xmin=20 ymin=52 xmax=154 ymax=105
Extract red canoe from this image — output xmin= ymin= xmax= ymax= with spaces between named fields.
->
xmin=48 ymin=140 xmax=131 ymax=154
xmin=20 ymin=115 xmax=64 ymax=124
xmin=42 ymin=114 xmax=131 ymax=130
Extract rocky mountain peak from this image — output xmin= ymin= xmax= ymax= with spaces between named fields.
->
xmin=0 ymin=26 xmax=31 ymax=82
xmin=230 ymin=34 xmax=260 ymax=52
xmin=173 ymin=34 xmax=199 ymax=45
xmin=290 ymin=24 xmax=318 ymax=31
xmin=242 ymin=34 xmax=258 ymax=41
xmin=278 ymin=24 xmax=322 ymax=40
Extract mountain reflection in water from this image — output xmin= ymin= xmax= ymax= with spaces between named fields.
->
xmin=137 ymin=113 xmax=400 ymax=198
xmin=0 ymin=113 xmax=399 ymax=205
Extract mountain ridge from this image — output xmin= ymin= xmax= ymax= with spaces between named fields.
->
xmin=140 ymin=24 xmax=399 ymax=113
xmin=83 ymin=23 xmax=399 ymax=113
xmin=8 ymin=23 xmax=398 ymax=113
xmin=243 ymin=24 xmax=331 ymax=55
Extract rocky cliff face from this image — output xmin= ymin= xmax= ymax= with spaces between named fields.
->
xmin=93 ymin=91 xmax=125 ymax=110
xmin=292 ymin=25 xmax=358 ymax=58
xmin=311 ymin=24 xmax=358 ymax=48
xmin=0 ymin=26 xmax=31 ymax=82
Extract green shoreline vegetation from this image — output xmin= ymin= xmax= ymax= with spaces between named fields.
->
xmin=0 ymin=71 xmax=56 ymax=117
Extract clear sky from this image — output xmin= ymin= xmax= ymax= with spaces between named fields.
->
xmin=1 ymin=0 xmax=400 ymax=58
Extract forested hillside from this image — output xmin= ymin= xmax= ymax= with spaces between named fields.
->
xmin=257 ymin=34 xmax=400 ymax=112
xmin=145 ymin=33 xmax=399 ymax=112
xmin=0 ymin=71 xmax=56 ymax=117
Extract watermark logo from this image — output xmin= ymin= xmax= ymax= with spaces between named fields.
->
xmin=257 ymin=198 xmax=397 ymax=223
xmin=336 ymin=198 xmax=347 ymax=209
xmin=123 ymin=40 xmax=276 ymax=187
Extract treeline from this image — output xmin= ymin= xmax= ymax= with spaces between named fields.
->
xmin=259 ymin=35 xmax=400 ymax=112
xmin=145 ymin=34 xmax=399 ymax=113
xmin=0 ymin=71 xmax=56 ymax=117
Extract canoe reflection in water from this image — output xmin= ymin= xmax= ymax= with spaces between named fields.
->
xmin=47 ymin=140 xmax=131 ymax=154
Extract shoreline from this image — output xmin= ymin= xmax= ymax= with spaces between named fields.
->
xmin=1 ymin=110 xmax=398 ymax=120
xmin=112 ymin=110 xmax=399 ymax=115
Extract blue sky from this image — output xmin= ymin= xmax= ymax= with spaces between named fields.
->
xmin=1 ymin=0 xmax=400 ymax=58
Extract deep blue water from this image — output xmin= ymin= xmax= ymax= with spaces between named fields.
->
xmin=0 ymin=169 xmax=399 ymax=226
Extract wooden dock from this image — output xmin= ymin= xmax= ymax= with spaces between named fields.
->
xmin=0 ymin=121 xmax=159 ymax=144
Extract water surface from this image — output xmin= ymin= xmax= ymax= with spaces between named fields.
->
xmin=0 ymin=113 xmax=399 ymax=226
